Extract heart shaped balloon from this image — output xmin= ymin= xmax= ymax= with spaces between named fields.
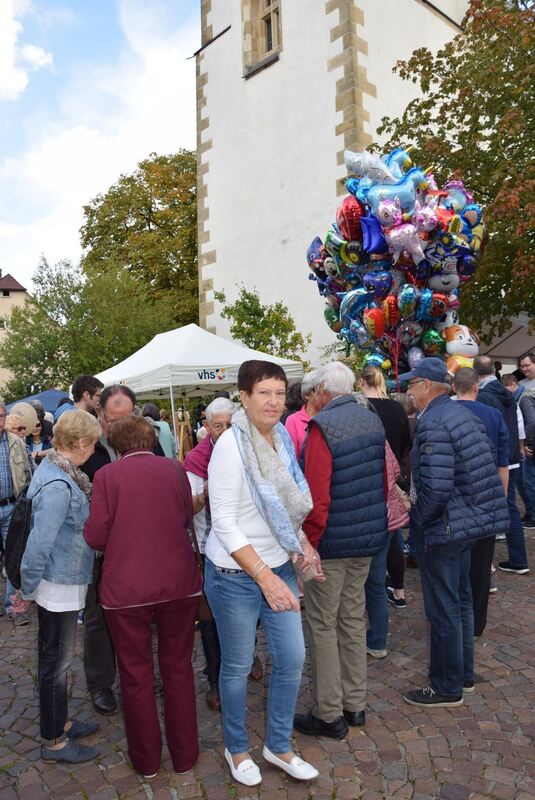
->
xmin=363 ymin=307 xmax=385 ymax=340
xmin=363 ymin=270 xmax=392 ymax=300
xmin=381 ymin=295 xmax=401 ymax=328
xmin=347 ymin=319 xmax=374 ymax=350
xmin=422 ymin=328 xmax=446 ymax=355
xmin=398 ymin=320 xmax=424 ymax=347
xmin=336 ymin=195 xmax=365 ymax=242
xmin=431 ymin=292 xmax=449 ymax=317
xmin=397 ymin=284 xmax=420 ymax=318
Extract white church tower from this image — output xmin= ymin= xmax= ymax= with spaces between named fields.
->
xmin=196 ymin=1 xmax=468 ymax=360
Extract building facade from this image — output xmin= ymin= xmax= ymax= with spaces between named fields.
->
xmin=0 ymin=273 xmax=29 ymax=390
xmin=196 ymin=0 xmax=467 ymax=360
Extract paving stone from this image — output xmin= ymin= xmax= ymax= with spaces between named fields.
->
xmin=2 ymin=535 xmax=534 ymax=800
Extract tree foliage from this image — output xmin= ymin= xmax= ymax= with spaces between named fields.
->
xmin=80 ymin=151 xmax=198 ymax=326
xmin=377 ymin=0 xmax=534 ymax=338
xmin=0 ymin=258 xmax=175 ymax=401
xmin=214 ymin=286 xmax=311 ymax=366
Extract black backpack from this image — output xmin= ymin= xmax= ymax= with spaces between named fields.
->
xmin=4 ymin=479 xmax=70 ymax=590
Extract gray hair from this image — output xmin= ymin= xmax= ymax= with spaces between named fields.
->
xmin=317 ymin=362 xmax=355 ymax=396
xmin=205 ymin=397 xmax=236 ymax=422
xmin=301 ymin=369 xmax=322 ymax=400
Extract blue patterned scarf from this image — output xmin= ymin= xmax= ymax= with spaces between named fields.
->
xmin=232 ymin=408 xmax=312 ymax=554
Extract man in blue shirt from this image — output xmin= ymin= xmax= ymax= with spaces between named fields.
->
xmin=452 ymin=368 xmax=509 ymax=638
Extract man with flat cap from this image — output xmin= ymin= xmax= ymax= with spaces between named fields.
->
xmin=400 ymin=358 xmax=508 ymax=708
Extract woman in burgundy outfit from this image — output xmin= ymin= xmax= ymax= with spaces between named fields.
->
xmin=84 ymin=416 xmax=201 ymax=779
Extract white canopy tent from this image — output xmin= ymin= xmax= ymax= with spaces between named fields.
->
xmin=95 ymin=324 xmax=304 ymax=434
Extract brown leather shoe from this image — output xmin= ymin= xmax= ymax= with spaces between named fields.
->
xmin=248 ymin=655 xmax=263 ymax=682
xmin=206 ymin=686 xmax=221 ymax=711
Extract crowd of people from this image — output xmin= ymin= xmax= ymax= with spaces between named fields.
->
xmin=0 ymin=352 xmax=533 ymax=785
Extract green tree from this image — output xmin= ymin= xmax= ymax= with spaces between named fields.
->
xmin=214 ymin=286 xmax=311 ymax=365
xmin=80 ymin=150 xmax=198 ymax=326
xmin=0 ymin=258 xmax=176 ymax=401
xmin=376 ymin=0 xmax=534 ymax=338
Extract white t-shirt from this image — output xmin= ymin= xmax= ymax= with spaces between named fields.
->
xmin=32 ymin=580 xmax=87 ymax=612
xmin=187 ymin=472 xmax=210 ymax=554
xmin=205 ymin=428 xmax=289 ymax=570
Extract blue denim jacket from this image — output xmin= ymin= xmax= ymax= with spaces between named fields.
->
xmin=21 ymin=459 xmax=94 ymax=596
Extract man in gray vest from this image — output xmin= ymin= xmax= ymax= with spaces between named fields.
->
xmin=294 ymin=362 xmax=388 ymax=738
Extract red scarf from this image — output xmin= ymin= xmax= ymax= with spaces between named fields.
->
xmin=183 ymin=434 xmax=213 ymax=480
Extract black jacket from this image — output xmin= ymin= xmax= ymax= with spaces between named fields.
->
xmin=476 ymin=378 xmax=520 ymax=465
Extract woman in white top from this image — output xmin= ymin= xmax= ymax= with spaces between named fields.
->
xmin=204 ymin=360 xmax=323 ymax=787
xmin=20 ymin=411 xmax=101 ymax=765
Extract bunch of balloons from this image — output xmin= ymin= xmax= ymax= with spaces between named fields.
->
xmin=306 ymin=147 xmax=485 ymax=381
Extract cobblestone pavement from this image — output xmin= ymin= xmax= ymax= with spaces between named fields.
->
xmin=1 ymin=533 xmax=534 ymax=800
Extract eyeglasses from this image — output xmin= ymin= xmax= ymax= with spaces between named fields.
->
xmin=16 ymin=426 xmax=26 ymax=432
xmin=408 ymin=379 xmax=427 ymax=388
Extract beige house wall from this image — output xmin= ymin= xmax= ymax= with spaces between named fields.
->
xmin=0 ymin=290 xmax=30 ymax=392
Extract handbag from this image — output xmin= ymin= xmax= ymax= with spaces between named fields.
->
xmin=5 ymin=480 xmax=70 ymax=590
xmin=172 ymin=461 xmax=213 ymax=622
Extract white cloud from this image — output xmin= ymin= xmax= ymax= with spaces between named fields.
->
xmin=19 ymin=43 xmax=53 ymax=70
xmin=0 ymin=0 xmax=53 ymax=100
xmin=0 ymin=1 xmax=199 ymax=288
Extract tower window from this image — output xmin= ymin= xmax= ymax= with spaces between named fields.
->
xmin=242 ymin=0 xmax=282 ymax=77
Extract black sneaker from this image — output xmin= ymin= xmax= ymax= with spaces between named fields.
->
xmin=521 ymin=517 xmax=535 ymax=529
xmin=403 ymin=687 xmax=463 ymax=708
xmin=463 ymin=681 xmax=475 ymax=694
xmin=498 ymin=561 xmax=530 ymax=575
xmin=386 ymin=586 xmax=407 ymax=608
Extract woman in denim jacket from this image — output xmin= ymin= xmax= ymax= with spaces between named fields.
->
xmin=20 ymin=411 xmax=101 ymax=765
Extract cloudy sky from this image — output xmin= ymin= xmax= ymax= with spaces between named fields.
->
xmin=0 ymin=0 xmax=200 ymax=289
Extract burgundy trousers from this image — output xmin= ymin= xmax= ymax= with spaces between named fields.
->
xmin=104 ymin=597 xmax=199 ymax=775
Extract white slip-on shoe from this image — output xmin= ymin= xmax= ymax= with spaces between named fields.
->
xmin=262 ymin=746 xmax=319 ymax=781
xmin=224 ymin=748 xmax=262 ymax=786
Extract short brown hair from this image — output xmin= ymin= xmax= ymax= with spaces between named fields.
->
xmin=108 ymin=415 xmax=156 ymax=454
xmin=238 ymin=360 xmax=288 ymax=394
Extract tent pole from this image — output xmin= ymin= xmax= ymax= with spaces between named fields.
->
xmin=169 ymin=384 xmax=178 ymax=443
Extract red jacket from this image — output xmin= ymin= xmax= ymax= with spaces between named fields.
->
xmin=83 ymin=450 xmax=201 ymax=609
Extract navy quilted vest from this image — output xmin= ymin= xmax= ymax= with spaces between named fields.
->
xmin=307 ymin=395 xmax=388 ymax=559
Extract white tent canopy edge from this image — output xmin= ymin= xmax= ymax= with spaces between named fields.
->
xmin=95 ymin=324 xmax=304 ymax=439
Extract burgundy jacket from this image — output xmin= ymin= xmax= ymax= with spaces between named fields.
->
xmin=84 ymin=450 xmax=201 ymax=609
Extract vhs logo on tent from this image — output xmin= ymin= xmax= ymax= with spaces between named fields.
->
xmin=197 ymin=368 xmax=226 ymax=381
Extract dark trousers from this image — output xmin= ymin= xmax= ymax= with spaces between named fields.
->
xmin=84 ymin=557 xmax=116 ymax=692
xmin=470 ymin=536 xmax=495 ymax=638
xmin=506 ymin=468 xmax=529 ymax=568
xmin=200 ymin=619 xmax=221 ymax=687
xmin=38 ymin=606 xmax=78 ymax=743
xmin=104 ymin=597 xmax=199 ymax=776
xmin=386 ymin=530 xmax=405 ymax=590
xmin=414 ymin=536 xmax=474 ymax=697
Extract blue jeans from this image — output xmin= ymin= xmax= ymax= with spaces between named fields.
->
xmin=517 ymin=457 xmax=535 ymax=520
xmin=414 ymin=535 xmax=474 ymax=697
xmin=204 ymin=558 xmax=304 ymax=754
xmin=506 ymin=468 xmax=528 ymax=568
xmin=0 ymin=503 xmax=15 ymax=612
xmin=365 ymin=534 xmax=391 ymax=650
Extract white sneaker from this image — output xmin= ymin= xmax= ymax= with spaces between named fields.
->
xmin=224 ymin=748 xmax=262 ymax=786
xmin=367 ymin=647 xmax=387 ymax=659
xmin=262 ymin=746 xmax=319 ymax=781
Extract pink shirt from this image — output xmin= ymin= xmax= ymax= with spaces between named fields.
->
xmin=284 ymin=406 xmax=310 ymax=457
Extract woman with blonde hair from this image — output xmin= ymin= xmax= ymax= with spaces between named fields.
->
xmin=20 ymin=410 xmax=102 ymax=764
xmin=360 ymin=366 xmax=411 ymax=656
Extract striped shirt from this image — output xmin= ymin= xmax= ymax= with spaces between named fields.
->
xmin=0 ymin=432 xmax=14 ymax=500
